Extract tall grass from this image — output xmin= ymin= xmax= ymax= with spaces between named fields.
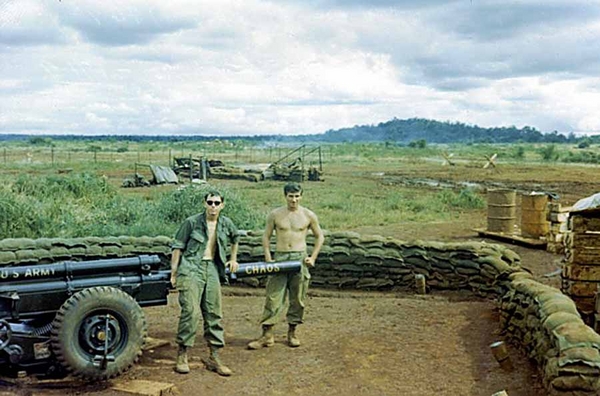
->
xmin=0 ymin=174 xmax=264 ymax=238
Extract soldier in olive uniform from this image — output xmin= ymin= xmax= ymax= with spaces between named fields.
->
xmin=248 ymin=182 xmax=324 ymax=349
xmin=170 ymin=190 xmax=239 ymax=376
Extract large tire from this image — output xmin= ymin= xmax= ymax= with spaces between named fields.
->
xmin=50 ymin=286 xmax=147 ymax=380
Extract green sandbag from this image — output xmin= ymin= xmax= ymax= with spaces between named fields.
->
xmin=0 ymin=238 xmax=36 ymax=251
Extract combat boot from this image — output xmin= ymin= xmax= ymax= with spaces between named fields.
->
xmin=247 ymin=325 xmax=275 ymax=350
xmin=203 ymin=346 xmax=232 ymax=376
xmin=175 ymin=345 xmax=190 ymax=374
xmin=287 ymin=324 xmax=300 ymax=348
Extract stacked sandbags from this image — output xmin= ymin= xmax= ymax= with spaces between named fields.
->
xmin=0 ymin=236 xmax=172 ymax=268
xmin=562 ymin=211 xmax=600 ymax=324
xmin=546 ymin=202 xmax=570 ymax=255
xmin=500 ymin=276 xmax=600 ymax=394
xmin=0 ymin=232 xmax=521 ymax=296
xmin=236 ymin=230 xmax=522 ymax=295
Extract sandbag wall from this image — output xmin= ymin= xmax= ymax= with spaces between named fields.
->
xmin=235 ymin=231 xmax=522 ymax=296
xmin=0 ymin=236 xmax=173 ymax=267
xmin=500 ymin=275 xmax=600 ymax=394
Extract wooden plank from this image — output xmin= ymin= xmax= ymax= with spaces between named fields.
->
xmin=111 ymin=380 xmax=178 ymax=396
xmin=474 ymin=228 xmax=547 ymax=249
xmin=565 ymin=248 xmax=600 ymax=265
xmin=562 ymin=279 xmax=600 ymax=297
xmin=565 ymin=232 xmax=600 ymax=248
xmin=566 ymin=295 xmax=596 ymax=313
xmin=564 ymin=264 xmax=600 ymax=281
xmin=571 ymin=216 xmax=600 ymax=233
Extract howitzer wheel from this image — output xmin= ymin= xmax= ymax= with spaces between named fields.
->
xmin=50 ymin=286 xmax=147 ymax=380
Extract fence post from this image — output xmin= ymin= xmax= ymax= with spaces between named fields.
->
xmin=51 ymin=146 xmax=55 ymax=166
xmin=189 ymin=154 xmax=193 ymax=184
xmin=3 ymin=148 xmax=6 ymax=163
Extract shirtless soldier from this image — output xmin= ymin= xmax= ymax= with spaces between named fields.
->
xmin=248 ymin=182 xmax=324 ymax=349
xmin=171 ymin=190 xmax=239 ymax=376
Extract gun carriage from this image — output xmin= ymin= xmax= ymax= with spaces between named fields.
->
xmin=0 ymin=255 xmax=300 ymax=380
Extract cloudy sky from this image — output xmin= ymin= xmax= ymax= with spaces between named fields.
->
xmin=1 ymin=0 xmax=599 ymax=136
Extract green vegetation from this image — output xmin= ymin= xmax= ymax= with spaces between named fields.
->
xmin=3 ymin=136 xmax=600 ymax=241
xmin=0 ymin=173 xmax=264 ymax=238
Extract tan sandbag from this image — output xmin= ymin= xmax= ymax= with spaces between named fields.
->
xmin=550 ymin=374 xmax=600 ymax=391
xmin=540 ymin=298 xmax=579 ymax=320
xmin=543 ymin=312 xmax=583 ymax=332
xmin=558 ymin=347 xmax=600 ymax=367
xmin=553 ymin=322 xmax=600 ymax=351
xmin=508 ymin=271 xmax=533 ymax=281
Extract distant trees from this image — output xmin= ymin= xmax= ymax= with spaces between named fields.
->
xmin=318 ymin=118 xmax=571 ymax=145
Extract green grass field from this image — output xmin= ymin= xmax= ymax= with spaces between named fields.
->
xmin=1 ymin=139 xmax=599 ymax=239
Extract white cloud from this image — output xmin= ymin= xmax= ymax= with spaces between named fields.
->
xmin=0 ymin=0 xmax=599 ymax=135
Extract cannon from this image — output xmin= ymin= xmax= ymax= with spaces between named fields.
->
xmin=0 ymin=255 xmax=171 ymax=380
xmin=0 ymin=256 xmax=302 ymax=380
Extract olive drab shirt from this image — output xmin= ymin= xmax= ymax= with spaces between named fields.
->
xmin=172 ymin=212 xmax=240 ymax=282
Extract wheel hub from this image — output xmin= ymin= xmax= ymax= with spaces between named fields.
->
xmin=80 ymin=314 xmax=123 ymax=354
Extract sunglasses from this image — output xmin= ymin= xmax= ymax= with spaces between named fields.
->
xmin=206 ymin=200 xmax=222 ymax=206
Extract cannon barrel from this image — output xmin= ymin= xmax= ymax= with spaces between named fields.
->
xmin=227 ymin=260 xmax=301 ymax=280
xmin=0 ymin=255 xmax=161 ymax=284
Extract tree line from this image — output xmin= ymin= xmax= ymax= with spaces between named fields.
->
xmin=0 ymin=118 xmax=580 ymax=145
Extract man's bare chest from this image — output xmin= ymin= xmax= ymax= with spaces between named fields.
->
xmin=276 ymin=212 xmax=309 ymax=232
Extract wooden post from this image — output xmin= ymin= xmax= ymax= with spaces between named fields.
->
xmin=189 ymin=154 xmax=193 ymax=184
xmin=490 ymin=341 xmax=513 ymax=371
xmin=169 ymin=149 xmax=172 ymax=167
xmin=94 ymin=151 xmax=97 ymax=163
xmin=51 ymin=147 xmax=54 ymax=166
xmin=318 ymin=146 xmax=322 ymax=171
xmin=415 ymin=274 xmax=426 ymax=294
xmin=3 ymin=148 xmax=6 ymax=163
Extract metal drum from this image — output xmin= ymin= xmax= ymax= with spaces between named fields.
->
xmin=487 ymin=189 xmax=516 ymax=233
xmin=521 ymin=193 xmax=549 ymax=238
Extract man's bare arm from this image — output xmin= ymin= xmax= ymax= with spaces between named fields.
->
xmin=262 ymin=212 xmax=276 ymax=262
xmin=170 ymin=248 xmax=182 ymax=287
xmin=305 ymin=212 xmax=324 ymax=267
xmin=227 ymin=242 xmax=239 ymax=273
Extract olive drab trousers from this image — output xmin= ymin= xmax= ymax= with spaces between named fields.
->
xmin=260 ymin=252 xmax=310 ymax=326
xmin=176 ymin=259 xmax=225 ymax=348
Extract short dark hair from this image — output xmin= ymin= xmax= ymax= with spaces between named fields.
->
xmin=204 ymin=189 xmax=225 ymax=203
xmin=284 ymin=183 xmax=302 ymax=195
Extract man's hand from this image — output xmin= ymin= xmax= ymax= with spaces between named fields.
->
xmin=227 ymin=260 xmax=239 ymax=274
xmin=170 ymin=273 xmax=177 ymax=289
xmin=304 ymin=256 xmax=316 ymax=268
